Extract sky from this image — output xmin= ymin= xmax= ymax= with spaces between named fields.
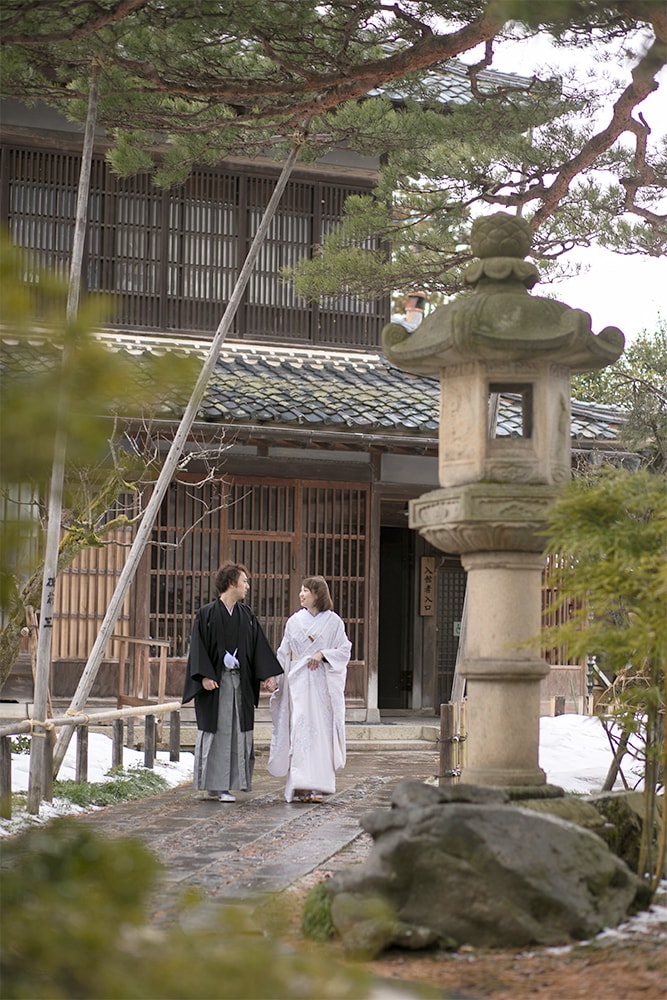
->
xmin=539 ymin=251 xmax=665 ymax=346
xmin=462 ymin=25 xmax=667 ymax=345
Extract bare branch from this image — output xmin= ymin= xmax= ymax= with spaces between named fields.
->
xmin=529 ymin=21 xmax=666 ymax=230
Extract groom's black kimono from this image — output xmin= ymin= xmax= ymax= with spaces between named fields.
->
xmin=182 ymin=599 xmax=282 ymax=733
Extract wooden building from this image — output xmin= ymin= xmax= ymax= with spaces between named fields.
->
xmin=0 ymin=99 xmax=630 ymax=718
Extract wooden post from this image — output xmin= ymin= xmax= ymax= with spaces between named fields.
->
xmin=25 ymin=606 xmax=52 ymax=717
xmin=169 ymin=711 xmax=180 ymax=762
xmin=116 ymin=639 xmax=128 ymax=709
xmin=42 ymin=730 xmax=55 ymax=803
xmin=439 ymin=701 xmax=466 ymax=786
xmin=75 ymin=725 xmax=88 ymax=783
xmin=459 ymin=700 xmax=467 ymax=776
xmin=112 ymin=719 xmax=124 ymax=768
xmin=0 ymin=736 xmax=12 ymax=819
xmin=439 ymin=702 xmax=455 ymax=786
xmin=144 ymin=714 xmax=156 ymax=768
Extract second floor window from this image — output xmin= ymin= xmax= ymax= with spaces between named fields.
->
xmin=2 ymin=144 xmax=388 ymax=348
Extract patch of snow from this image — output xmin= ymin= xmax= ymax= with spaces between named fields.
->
xmin=1 ymin=731 xmax=194 ymax=837
xmin=538 ymin=714 xmax=643 ymax=793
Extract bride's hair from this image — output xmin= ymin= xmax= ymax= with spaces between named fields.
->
xmin=301 ymin=576 xmax=333 ymax=612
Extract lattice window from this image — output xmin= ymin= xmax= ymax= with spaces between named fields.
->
xmin=2 ymin=142 xmax=388 ymax=346
xmin=302 ymin=484 xmax=367 ymax=661
xmin=435 ymin=562 xmax=467 ymax=705
xmin=53 ymin=495 xmax=135 ymax=660
xmin=227 ymin=479 xmax=296 ymax=649
xmin=6 ymin=147 xmax=77 ymax=277
xmin=167 ymin=170 xmax=239 ymax=332
xmin=542 ymin=552 xmax=585 ymax=667
xmin=151 ymin=478 xmax=229 ymax=655
xmin=148 ymin=476 xmax=368 ymax=665
xmin=318 ymin=183 xmax=383 ymax=348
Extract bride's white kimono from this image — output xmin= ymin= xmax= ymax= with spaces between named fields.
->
xmin=268 ymin=608 xmax=351 ymax=802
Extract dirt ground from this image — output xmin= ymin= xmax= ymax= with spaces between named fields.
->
xmin=367 ymin=930 xmax=667 ymax=999
xmin=284 ymin=865 xmax=667 ymax=1000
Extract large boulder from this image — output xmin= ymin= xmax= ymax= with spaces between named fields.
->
xmin=327 ymin=781 xmax=650 ymax=956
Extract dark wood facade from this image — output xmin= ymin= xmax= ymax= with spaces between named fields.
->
xmin=1 ymin=101 xmax=615 ymax=718
xmin=2 ymin=139 xmax=385 ymax=348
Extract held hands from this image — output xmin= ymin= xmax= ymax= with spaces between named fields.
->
xmin=263 ymin=676 xmax=278 ymax=693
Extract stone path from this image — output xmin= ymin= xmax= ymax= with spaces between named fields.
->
xmin=79 ymin=747 xmax=440 ymax=923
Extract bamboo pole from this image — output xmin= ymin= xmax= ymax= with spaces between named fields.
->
xmin=53 ymin=131 xmax=307 ymax=776
xmin=27 ymin=66 xmax=100 ymax=812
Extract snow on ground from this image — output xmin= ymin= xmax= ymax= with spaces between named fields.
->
xmin=0 ymin=731 xmax=195 ymax=838
xmin=538 ymin=713 xmax=643 ymax=793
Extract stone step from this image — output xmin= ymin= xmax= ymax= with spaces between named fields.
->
xmin=178 ymin=720 xmax=439 ymax=751
xmin=0 ymin=701 xmax=440 ymax=750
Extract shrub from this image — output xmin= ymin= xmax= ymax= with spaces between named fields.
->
xmin=0 ymin=818 xmax=370 ymax=999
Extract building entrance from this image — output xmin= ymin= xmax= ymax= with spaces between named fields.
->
xmin=378 ymin=525 xmax=413 ymax=710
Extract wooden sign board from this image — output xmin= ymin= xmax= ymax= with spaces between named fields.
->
xmin=420 ymin=556 xmax=436 ymax=616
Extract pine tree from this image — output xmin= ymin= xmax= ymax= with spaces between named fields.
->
xmin=2 ymin=1 xmax=665 ymax=293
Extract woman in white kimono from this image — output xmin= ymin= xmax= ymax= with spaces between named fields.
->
xmin=268 ymin=576 xmax=351 ymax=803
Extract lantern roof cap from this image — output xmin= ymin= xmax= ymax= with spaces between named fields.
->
xmin=383 ymin=212 xmax=625 ymax=376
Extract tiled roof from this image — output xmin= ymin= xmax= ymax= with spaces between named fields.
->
xmin=1 ymin=330 xmax=626 ymax=446
xmin=369 ymin=59 xmax=535 ymax=106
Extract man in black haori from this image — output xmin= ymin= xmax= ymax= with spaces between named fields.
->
xmin=182 ymin=562 xmax=282 ymax=802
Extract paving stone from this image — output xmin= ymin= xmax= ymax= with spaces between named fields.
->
xmin=77 ymin=748 xmax=439 ymax=922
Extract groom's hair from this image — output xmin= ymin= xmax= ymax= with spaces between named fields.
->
xmin=215 ymin=561 xmax=250 ymax=595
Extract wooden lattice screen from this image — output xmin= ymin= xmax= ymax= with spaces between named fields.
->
xmin=2 ymin=143 xmax=388 ymax=347
xmin=301 ymin=484 xmax=367 ymax=663
xmin=149 ymin=477 xmax=369 ymax=670
xmin=52 ymin=498 xmax=135 ymax=661
xmin=7 ymin=147 xmax=77 ymax=279
xmin=435 ymin=560 xmax=467 ymax=705
xmin=542 ymin=551 xmax=585 ymax=667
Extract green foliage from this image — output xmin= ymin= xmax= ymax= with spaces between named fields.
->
xmin=0 ymin=818 xmax=371 ymax=999
xmin=1 ymin=819 xmax=161 ymax=1000
xmin=0 ymin=235 xmax=199 ymax=490
xmin=0 ymin=233 xmax=198 ymax=616
xmin=9 ymin=734 xmax=30 ymax=754
xmin=543 ymin=467 xmax=666 ymax=680
xmin=542 ymin=466 xmax=667 ymax=885
xmin=301 ymin=879 xmax=335 ymax=941
xmin=572 ymin=323 xmax=667 ymax=470
xmin=53 ymin=764 xmax=169 ymax=808
xmin=1 ymin=1 xmax=664 ymax=284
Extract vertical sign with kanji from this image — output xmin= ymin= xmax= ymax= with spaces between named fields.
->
xmin=420 ymin=556 xmax=435 ymax=616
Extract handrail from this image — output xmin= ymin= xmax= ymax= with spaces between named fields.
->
xmin=0 ymin=701 xmax=183 ymax=820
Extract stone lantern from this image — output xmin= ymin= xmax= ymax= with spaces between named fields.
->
xmin=383 ymin=213 xmax=624 ymax=787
